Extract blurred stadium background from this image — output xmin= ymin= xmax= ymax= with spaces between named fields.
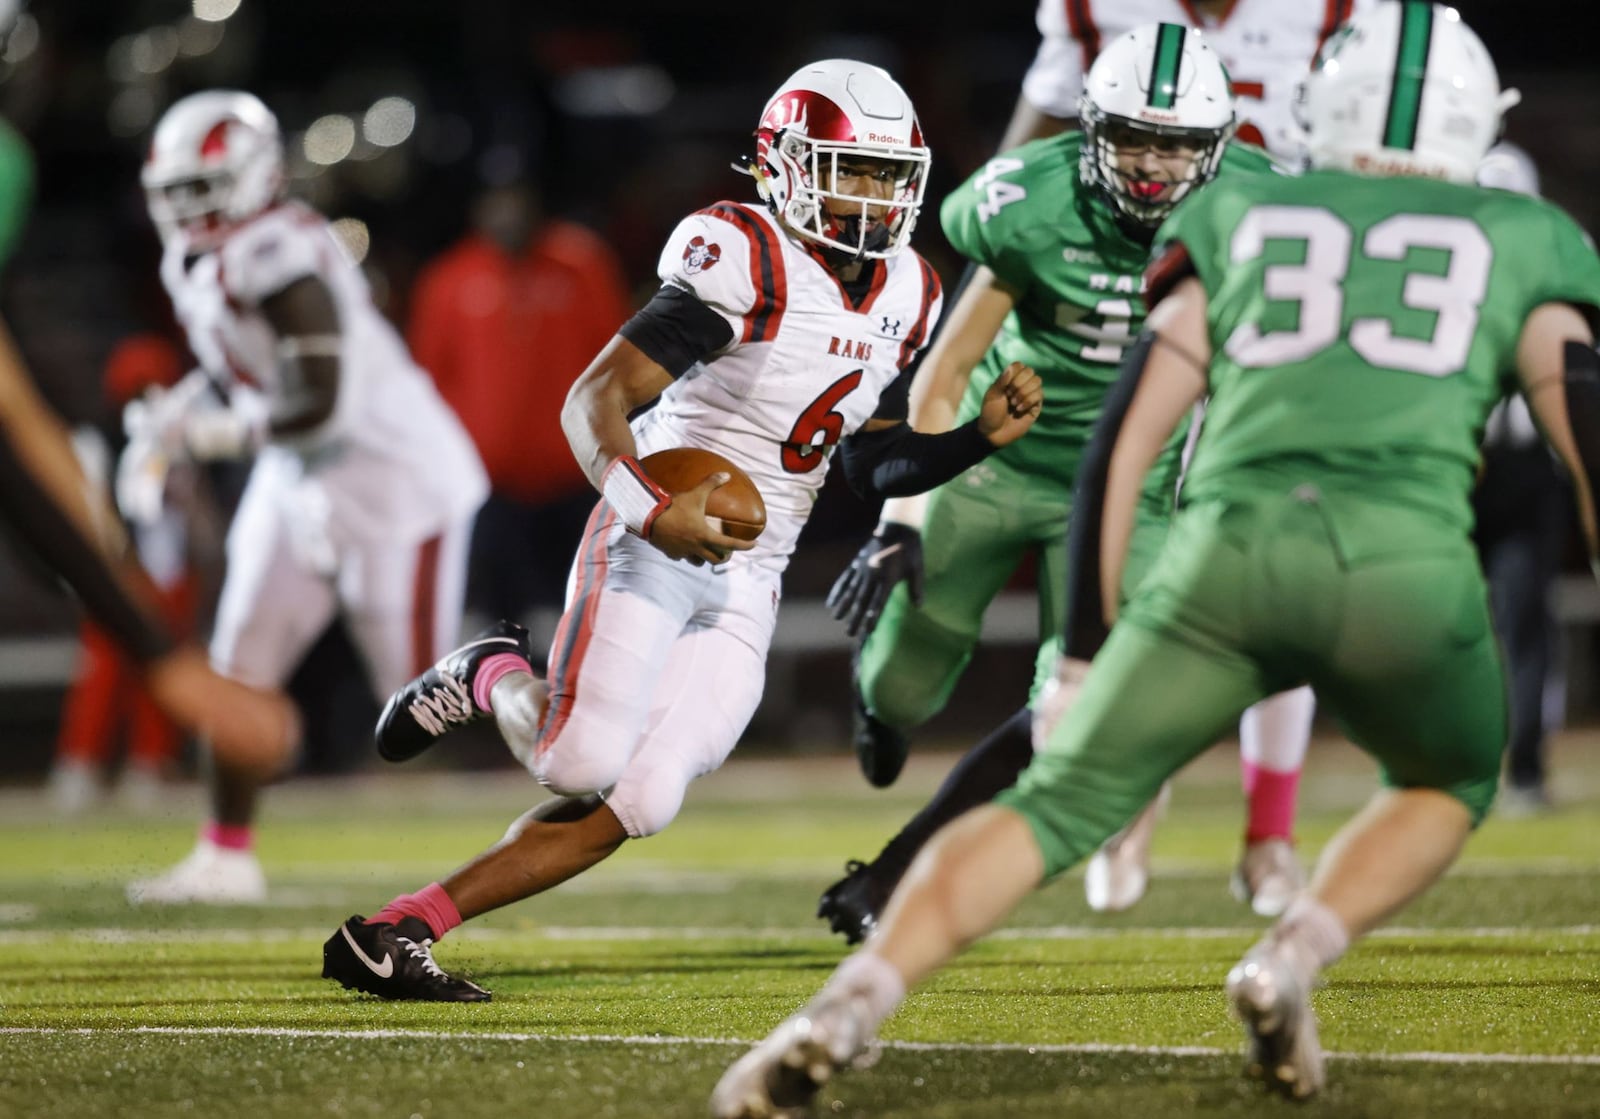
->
xmin=1 ymin=0 xmax=1598 ymax=771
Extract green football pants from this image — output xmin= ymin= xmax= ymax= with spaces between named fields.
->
xmin=856 ymin=464 xmax=1170 ymax=728
xmin=998 ymin=490 xmax=1509 ymax=878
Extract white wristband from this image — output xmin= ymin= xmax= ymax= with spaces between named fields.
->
xmin=601 ymin=457 xmax=672 ymax=538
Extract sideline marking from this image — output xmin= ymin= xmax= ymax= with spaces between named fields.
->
xmin=1 ymin=1025 xmax=1596 ymax=1067
xmin=0 ymin=924 xmax=1595 ymax=944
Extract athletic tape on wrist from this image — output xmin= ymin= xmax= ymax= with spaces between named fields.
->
xmin=602 ymin=456 xmax=672 ymax=538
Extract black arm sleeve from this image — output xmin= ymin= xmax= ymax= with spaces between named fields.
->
xmin=838 ymin=419 xmax=995 ymax=502
xmin=618 ymin=284 xmax=736 ymax=377
xmin=871 ymin=359 xmax=916 ymax=422
xmin=1062 ymin=331 xmax=1156 ymax=660
xmin=1561 ymin=340 xmax=1600 ymax=557
xmin=0 ymin=430 xmax=175 ymax=664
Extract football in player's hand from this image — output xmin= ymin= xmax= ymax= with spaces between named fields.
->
xmin=640 ymin=448 xmax=767 ymax=542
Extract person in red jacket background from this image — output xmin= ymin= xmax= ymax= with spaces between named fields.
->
xmin=408 ymin=176 xmax=631 ymax=636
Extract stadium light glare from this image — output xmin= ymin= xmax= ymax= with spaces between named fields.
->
xmin=362 ymin=98 xmax=417 ymax=148
xmin=304 ymin=115 xmax=357 ymax=166
xmin=192 ymin=0 xmax=242 ymax=22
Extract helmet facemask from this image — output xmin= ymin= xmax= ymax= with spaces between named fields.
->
xmin=1080 ymin=102 xmax=1232 ymax=231
xmin=1075 ymin=23 xmax=1236 ymax=234
xmin=756 ymin=128 xmax=929 ymax=260
xmin=744 ymin=60 xmax=931 ymax=261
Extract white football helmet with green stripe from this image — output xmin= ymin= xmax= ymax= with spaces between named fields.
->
xmin=1078 ymin=22 xmax=1236 ymax=230
xmin=1300 ymin=2 xmax=1518 ymax=183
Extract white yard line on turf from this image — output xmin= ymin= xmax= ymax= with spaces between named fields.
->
xmin=0 ymin=924 xmax=1595 ymax=945
xmin=0 ymin=1025 xmax=1595 ymax=1067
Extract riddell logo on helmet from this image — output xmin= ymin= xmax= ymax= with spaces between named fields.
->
xmin=866 ymin=132 xmax=902 ymax=144
xmin=1138 ymin=110 xmax=1181 ymax=124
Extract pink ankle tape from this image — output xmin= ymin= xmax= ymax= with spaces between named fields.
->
xmin=474 ymin=653 xmax=532 ymax=713
xmin=1242 ymin=761 xmax=1301 ymax=843
xmin=372 ymin=882 xmax=462 ymax=940
xmin=203 ymin=822 xmax=254 ymax=851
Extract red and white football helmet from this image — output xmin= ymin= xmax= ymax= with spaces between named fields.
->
xmin=142 ymin=90 xmax=284 ymax=248
xmin=748 ymin=59 xmax=930 ymax=259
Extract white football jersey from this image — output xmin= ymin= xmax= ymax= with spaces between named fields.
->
xmin=1021 ymin=0 xmax=1377 ymax=159
xmin=632 ymin=202 xmax=943 ymax=570
xmin=160 ymin=202 xmax=486 ymax=544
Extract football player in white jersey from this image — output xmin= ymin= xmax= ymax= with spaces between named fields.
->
xmin=1010 ymin=0 xmax=1376 ymax=155
xmin=319 ymin=59 xmax=1044 ymax=1002
xmin=122 ymin=91 xmax=488 ymax=905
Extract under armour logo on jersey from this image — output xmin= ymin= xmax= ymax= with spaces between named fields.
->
xmin=878 ymin=315 xmax=902 ymax=337
xmin=682 ymin=236 xmax=722 ymax=275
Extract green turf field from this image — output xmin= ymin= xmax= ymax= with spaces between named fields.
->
xmin=2 ymin=736 xmax=1597 ymax=1118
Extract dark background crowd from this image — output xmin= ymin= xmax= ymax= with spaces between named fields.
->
xmin=1 ymin=0 xmax=1597 ymax=785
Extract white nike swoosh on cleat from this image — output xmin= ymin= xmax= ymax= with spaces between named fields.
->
xmin=339 ymin=925 xmax=394 ymax=979
xmin=864 ymin=543 xmax=903 ymax=570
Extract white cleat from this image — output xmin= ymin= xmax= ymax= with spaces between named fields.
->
xmin=710 ymin=992 xmax=872 ymax=1119
xmin=1084 ymin=783 xmax=1169 ymax=913
xmin=126 ymin=840 xmax=267 ymax=906
xmin=1231 ymin=838 xmax=1305 ymax=918
xmin=1226 ymin=940 xmax=1324 ymax=1100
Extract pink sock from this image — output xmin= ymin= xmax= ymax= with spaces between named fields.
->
xmin=203 ymin=822 xmax=254 ymax=851
xmin=473 ymin=653 xmax=533 ymax=713
xmin=370 ymin=882 xmax=463 ymax=940
xmin=1241 ymin=761 xmax=1300 ymax=844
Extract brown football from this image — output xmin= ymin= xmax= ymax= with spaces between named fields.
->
xmin=639 ymin=447 xmax=767 ymax=542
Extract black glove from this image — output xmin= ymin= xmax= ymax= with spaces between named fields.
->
xmin=826 ymin=522 xmax=925 ymax=638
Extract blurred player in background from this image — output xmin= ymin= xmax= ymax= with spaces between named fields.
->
xmin=4 ymin=13 xmax=292 ymax=784
xmin=122 ymin=90 xmax=486 ymax=904
xmin=1004 ymin=0 xmax=1374 ymax=153
xmin=0 ymin=137 xmax=294 ymax=778
xmin=715 ymin=6 xmax=1600 ymax=1112
xmin=828 ymin=0 xmax=1380 ymax=930
xmin=320 ymin=58 xmax=1042 ymax=1001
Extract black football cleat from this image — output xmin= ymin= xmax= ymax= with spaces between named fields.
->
xmin=322 ymin=914 xmax=491 ymax=1002
xmin=816 ymin=860 xmax=890 ymax=945
xmin=851 ymin=692 xmax=911 ymax=788
xmin=376 ymin=620 xmax=532 ymax=763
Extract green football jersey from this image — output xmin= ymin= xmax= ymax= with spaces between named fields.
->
xmin=0 ymin=117 xmax=34 ymax=269
xmin=940 ymin=132 xmax=1278 ymax=508
xmin=1160 ymin=169 xmax=1600 ymax=533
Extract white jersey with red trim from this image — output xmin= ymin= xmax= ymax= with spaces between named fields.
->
xmin=1022 ymin=0 xmax=1376 ymax=158
xmin=159 ymin=201 xmax=486 ymax=544
xmin=632 ymin=201 xmax=942 ymax=572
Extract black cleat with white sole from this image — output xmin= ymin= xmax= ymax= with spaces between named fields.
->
xmin=375 ymin=620 xmax=532 ymax=763
xmin=321 ymin=914 xmax=491 ymax=1002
